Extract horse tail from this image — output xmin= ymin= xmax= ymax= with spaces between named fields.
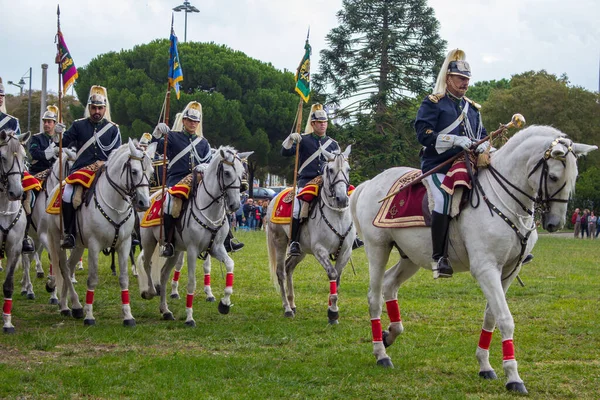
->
xmin=350 ymin=182 xmax=366 ymax=238
xmin=266 ymin=223 xmax=280 ymax=292
xmin=136 ymin=249 xmax=149 ymax=297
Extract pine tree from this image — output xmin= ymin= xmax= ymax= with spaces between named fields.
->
xmin=316 ymin=0 xmax=446 ymax=134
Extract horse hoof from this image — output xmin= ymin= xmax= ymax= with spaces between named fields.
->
xmin=170 ymin=293 xmax=180 ymax=299
xmin=327 ymin=309 xmax=339 ymax=322
xmin=328 ymin=319 xmax=339 ymax=325
xmin=479 ymin=370 xmax=498 ymax=380
xmin=163 ymin=312 xmax=175 ymax=321
xmin=60 ymin=309 xmax=72 ymax=317
xmin=123 ymin=319 xmax=136 ymax=327
xmin=218 ymin=300 xmax=230 ymax=315
xmin=37 ymin=272 xmax=44 ymax=279
xmin=84 ymin=319 xmax=96 ymax=326
xmin=49 ymin=298 xmax=58 ymax=305
xmin=382 ymin=330 xmax=392 ymax=348
xmin=27 ymin=293 xmax=35 ymax=300
xmin=506 ymin=382 xmax=528 ymax=394
xmin=206 ymin=296 xmax=216 ymax=303
xmin=72 ymin=308 xmax=84 ymax=319
xmin=284 ymin=311 xmax=294 ymax=318
xmin=45 ymin=283 xmax=54 ymax=293
xmin=185 ymin=320 xmax=196 ymax=327
xmin=21 ymin=290 xmax=27 ymax=296
xmin=3 ymin=327 xmax=15 ymax=334
xmin=141 ymin=291 xmax=154 ymax=300
xmin=376 ymin=357 xmax=394 ymax=368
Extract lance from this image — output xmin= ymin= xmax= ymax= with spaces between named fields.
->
xmin=55 ymin=4 xmax=64 ymax=237
xmin=378 ymin=113 xmax=526 ymax=203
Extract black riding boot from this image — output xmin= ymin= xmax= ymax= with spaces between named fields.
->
xmin=224 ymin=229 xmax=244 ymax=253
xmin=22 ymin=214 xmax=34 ymax=253
xmin=352 ymin=236 xmax=364 ymax=250
xmin=431 ymin=211 xmax=453 ymax=279
xmin=288 ymin=218 xmax=302 ymax=257
xmin=61 ymin=202 xmax=76 ymax=249
xmin=160 ymin=214 xmax=176 ymax=258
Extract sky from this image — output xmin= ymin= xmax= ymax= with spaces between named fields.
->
xmin=1 ymin=0 xmax=599 ymax=99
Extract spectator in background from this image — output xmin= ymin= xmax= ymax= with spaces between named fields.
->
xmin=235 ymin=201 xmax=244 ymax=231
xmin=571 ymin=208 xmax=581 ymax=238
xmin=243 ymin=198 xmax=257 ymax=230
xmin=587 ymin=211 xmax=597 ymax=239
xmin=255 ymin=200 xmax=263 ymax=230
xmin=596 ymin=214 xmax=600 ymax=238
xmin=260 ymin=199 xmax=269 ymax=230
xmin=580 ymin=209 xmax=589 ymax=238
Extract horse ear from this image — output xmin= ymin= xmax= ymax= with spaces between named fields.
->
xmin=550 ymin=143 xmax=568 ymax=159
xmin=342 ymin=144 xmax=351 ymax=159
xmin=145 ymin=142 xmax=157 ymax=160
xmin=0 ymin=129 xmax=7 ymax=143
xmin=320 ymin=146 xmax=335 ymax=161
xmin=128 ymin=139 xmax=138 ymax=155
xmin=19 ymin=131 xmax=31 ymax=145
xmin=571 ymin=143 xmax=598 ymax=158
xmin=65 ymin=148 xmax=76 ymax=159
xmin=237 ymin=151 xmax=253 ymax=161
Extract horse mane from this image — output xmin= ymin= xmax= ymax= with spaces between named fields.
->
xmin=2 ymin=130 xmax=23 ymax=155
xmin=496 ymin=125 xmax=566 ymax=155
xmin=106 ymin=142 xmax=134 ymax=164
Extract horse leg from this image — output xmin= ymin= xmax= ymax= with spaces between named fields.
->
xmin=2 ymin=253 xmax=20 ymax=333
xmin=129 ymin=245 xmax=138 ymax=277
xmin=202 ymin=255 xmax=216 ymax=302
xmin=83 ymin=244 xmax=101 ymax=325
xmin=381 ymin=258 xmax=420 ymax=347
xmin=169 ymin=252 xmax=185 ymax=300
xmin=182 ymin=249 xmax=199 ymax=326
xmin=138 ymin=236 xmax=158 ymax=299
xmin=118 ymin=241 xmax=135 ymax=327
xmin=366 ymin=243 xmax=394 ymax=367
xmin=314 ymin=249 xmax=342 ymax=324
xmin=283 ymin=255 xmax=304 ymax=317
xmin=474 ymin=267 xmax=527 ymax=394
xmin=158 ymin=255 xmax=178 ymax=320
xmin=476 ymin=302 xmax=498 ymax=380
xmin=34 ymin=243 xmax=44 ymax=278
xmin=58 ymin=247 xmax=81 ymax=318
xmin=211 ymin=246 xmax=236 ymax=315
xmin=20 ymin=253 xmax=35 ymax=300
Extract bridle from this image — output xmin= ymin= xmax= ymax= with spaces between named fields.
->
xmin=0 ymin=134 xmax=25 ymax=193
xmin=105 ymin=152 xmax=152 ymax=202
xmin=322 ymin=153 xmax=351 ymax=211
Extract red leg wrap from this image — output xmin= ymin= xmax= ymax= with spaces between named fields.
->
xmin=121 ymin=290 xmax=130 ymax=305
xmin=49 ymin=263 xmax=53 ymax=275
xmin=3 ymin=299 xmax=12 ymax=315
xmin=329 ymin=280 xmax=337 ymax=295
xmin=371 ymin=318 xmax=383 ymax=342
xmin=225 ymin=273 xmax=234 ymax=287
xmin=502 ymin=339 xmax=515 ymax=360
xmin=385 ymin=299 xmax=401 ymax=323
xmin=478 ymin=329 xmax=493 ymax=350
xmin=86 ymin=290 xmax=94 ymax=305
xmin=204 ymin=274 xmax=210 ymax=286
xmin=173 ymin=270 xmax=181 ymax=282
xmin=186 ymin=293 xmax=194 ymax=308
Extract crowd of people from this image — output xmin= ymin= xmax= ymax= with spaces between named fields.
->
xmin=233 ymin=197 xmax=270 ymax=231
xmin=571 ymin=208 xmax=599 ymax=239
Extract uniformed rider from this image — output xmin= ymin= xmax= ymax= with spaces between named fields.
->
xmin=0 ymin=78 xmax=20 ymax=134
xmin=29 ymin=105 xmax=60 ymax=175
xmin=57 ymin=85 xmax=121 ymax=249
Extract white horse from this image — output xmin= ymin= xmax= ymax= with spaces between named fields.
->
xmin=46 ymin=140 xmax=156 ymax=326
xmin=136 ymin=146 xmax=251 ymax=326
xmin=19 ymin=148 xmax=77 ymax=302
xmin=0 ymin=129 xmax=31 ymax=333
xmin=266 ymin=145 xmax=355 ymax=324
xmin=350 ymin=126 xmax=597 ymax=394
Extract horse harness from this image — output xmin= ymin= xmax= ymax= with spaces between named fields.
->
xmin=469 ymin=138 xmax=573 ymax=281
xmin=184 ymin=152 xmax=243 ymax=259
xmin=90 ymin=153 xmax=150 ymax=252
xmin=0 ymin=134 xmax=25 ymax=258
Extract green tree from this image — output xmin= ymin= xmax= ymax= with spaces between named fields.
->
xmin=4 ymin=92 xmax=80 ymax=132
xmin=466 ymin=79 xmax=510 ymax=104
xmin=315 ymin=0 xmax=446 ymax=134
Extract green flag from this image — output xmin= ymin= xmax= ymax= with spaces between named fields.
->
xmin=295 ymin=38 xmax=311 ymax=103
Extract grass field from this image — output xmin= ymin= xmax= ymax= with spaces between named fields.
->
xmin=1 ymin=231 xmax=599 ymax=399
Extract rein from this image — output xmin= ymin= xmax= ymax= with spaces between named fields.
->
xmin=0 ymin=135 xmax=24 ymax=193
xmin=0 ymin=207 xmax=23 ymax=259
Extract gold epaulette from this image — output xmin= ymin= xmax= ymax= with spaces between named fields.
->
xmin=464 ymin=96 xmax=482 ymax=110
xmin=428 ymin=93 xmax=445 ymax=103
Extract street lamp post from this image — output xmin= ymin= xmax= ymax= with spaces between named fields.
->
xmin=7 ymin=67 xmax=32 ymax=132
xmin=172 ymin=1 xmax=200 ymax=42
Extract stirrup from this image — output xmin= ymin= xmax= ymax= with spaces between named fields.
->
xmin=352 ymin=237 xmax=364 ymax=250
xmin=225 ymin=239 xmax=244 ymax=253
xmin=160 ymin=243 xmax=174 ymax=258
xmin=61 ymin=234 xmax=75 ymax=250
xmin=522 ymin=254 xmax=534 ymax=265
xmin=288 ymin=241 xmax=302 ymax=257
xmin=432 ymin=258 xmax=453 ymax=279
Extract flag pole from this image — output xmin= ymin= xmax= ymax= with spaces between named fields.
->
xmin=289 ymin=27 xmax=310 ymax=242
xmin=56 ymin=4 xmax=64 ymax=237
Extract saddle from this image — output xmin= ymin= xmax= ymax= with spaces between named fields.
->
xmin=373 ymin=159 xmax=472 ymax=229
xmin=45 ymin=161 xmax=104 ymax=214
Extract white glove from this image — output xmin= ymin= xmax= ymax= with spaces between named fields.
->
xmin=435 ymin=134 xmax=473 ymax=154
xmin=452 ymin=136 xmax=474 ymax=150
xmin=194 ymin=163 xmax=209 ymax=173
xmin=282 ymin=132 xmax=302 ymax=149
xmin=475 ymin=141 xmax=491 ymax=154
xmin=54 ymin=123 xmax=66 ymax=135
xmin=152 ymin=123 xmax=170 ymax=139
xmin=44 ymin=143 xmax=57 ymax=160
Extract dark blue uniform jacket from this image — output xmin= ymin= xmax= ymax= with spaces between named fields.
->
xmin=62 ymin=118 xmax=121 ymax=174
xmin=29 ymin=133 xmax=58 ymax=174
xmin=281 ymin=133 xmax=340 ymax=187
xmin=0 ymin=112 xmax=21 ymax=135
xmin=153 ymin=130 xmax=211 ymax=187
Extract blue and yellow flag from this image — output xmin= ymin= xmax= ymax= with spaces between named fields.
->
xmin=295 ymin=37 xmax=311 ymax=103
xmin=168 ymin=28 xmax=183 ymax=99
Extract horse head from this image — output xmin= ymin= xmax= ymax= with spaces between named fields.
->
xmin=128 ymin=140 xmax=156 ymax=211
xmin=204 ymin=146 xmax=253 ymax=213
xmin=320 ymin=145 xmax=352 ymax=209
xmin=523 ymin=132 xmax=597 ymax=232
xmin=0 ymin=129 xmax=29 ymax=201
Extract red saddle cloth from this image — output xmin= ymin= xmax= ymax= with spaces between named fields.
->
xmin=22 ymin=171 xmax=42 ymax=192
xmin=141 ymin=192 xmax=164 ymax=227
xmin=373 ymin=162 xmax=471 ymax=228
xmin=46 ymin=187 xmax=64 ymax=215
xmin=270 ymin=188 xmax=294 ymax=225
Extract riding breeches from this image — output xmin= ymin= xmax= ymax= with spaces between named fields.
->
xmin=62 ymin=183 xmax=75 ymax=203
xmin=163 ymin=192 xmax=183 ymax=218
xmin=424 ymin=174 xmax=452 ymax=215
